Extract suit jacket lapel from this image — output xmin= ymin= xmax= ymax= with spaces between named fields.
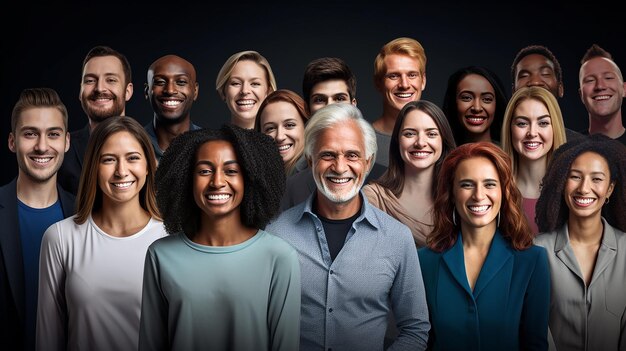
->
xmin=473 ymin=231 xmax=513 ymax=298
xmin=442 ymin=233 xmax=473 ymax=296
xmin=0 ymin=179 xmax=25 ymax=321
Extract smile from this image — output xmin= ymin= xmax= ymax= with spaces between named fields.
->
xmin=468 ymin=205 xmax=490 ymax=213
xmin=573 ymin=196 xmax=595 ymax=206
xmin=112 ymin=181 xmax=134 ymax=189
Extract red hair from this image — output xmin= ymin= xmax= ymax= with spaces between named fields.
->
xmin=427 ymin=142 xmax=533 ymax=252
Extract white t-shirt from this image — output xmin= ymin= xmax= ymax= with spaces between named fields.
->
xmin=36 ymin=215 xmax=167 ymax=351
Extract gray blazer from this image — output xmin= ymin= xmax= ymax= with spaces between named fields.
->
xmin=534 ymin=218 xmax=626 ymax=351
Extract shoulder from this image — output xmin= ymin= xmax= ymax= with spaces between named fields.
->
xmin=0 ymin=179 xmax=17 ymax=200
xmin=42 ymin=215 xmax=84 ymax=243
xmin=148 ymin=233 xmax=184 ymax=253
xmin=533 ymin=230 xmax=558 ymax=248
xmin=267 ymin=203 xmax=307 ymax=229
xmin=258 ymin=230 xmax=299 ymax=259
xmin=417 ymin=246 xmax=440 ymax=262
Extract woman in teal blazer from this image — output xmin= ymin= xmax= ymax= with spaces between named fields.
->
xmin=418 ymin=142 xmax=550 ymax=350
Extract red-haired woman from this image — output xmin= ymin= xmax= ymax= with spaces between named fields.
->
xmin=418 ymin=142 xmax=550 ymax=350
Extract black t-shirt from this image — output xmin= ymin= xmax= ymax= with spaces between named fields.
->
xmin=318 ymin=211 xmax=360 ymax=262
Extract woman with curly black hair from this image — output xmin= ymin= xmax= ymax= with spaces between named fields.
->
xmin=534 ymin=134 xmax=626 ymax=351
xmin=138 ymin=124 xmax=301 ymax=351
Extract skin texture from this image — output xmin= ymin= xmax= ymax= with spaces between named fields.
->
xmin=399 ymin=109 xmax=442 ymax=172
xmin=308 ymin=79 xmax=355 ymax=114
xmin=564 ymin=151 xmax=614 ymax=221
xmin=579 ymin=57 xmax=625 ymax=124
xmin=456 ymin=74 xmax=496 ymax=142
xmin=97 ymin=131 xmax=148 ymax=207
xmin=9 ymin=107 xmax=69 ymax=183
xmin=79 ymin=56 xmax=133 ymax=126
xmin=511 ymin=98 xmax=554 ymax=162
xmin=312 ymin=120 xmax=371 ymax=218
xmin=193 ymin=140 xmax=244 ymax=222
xmin=223 ymin=60 xmax=270 ymax=129
xmin=514 ymin=53 xmax=563 ymax=97
xmin=454 ymin=157 xmax=501 ymax=233
xmin=145 ymin=55 xmax=198 ymax=125
xmin=259 ymin=101 xmax=305 ymax=165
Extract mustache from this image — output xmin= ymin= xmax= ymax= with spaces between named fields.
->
xmin=89 ymin=92 xmax=116 ymax=100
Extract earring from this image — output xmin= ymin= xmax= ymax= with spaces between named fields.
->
xmin=605 ymin=197 xmax=610 ymax=205
xmin=452 ymin=207 xmax=457 ymax=226
xmin=497 ymin=212 xmax=501 ymax=227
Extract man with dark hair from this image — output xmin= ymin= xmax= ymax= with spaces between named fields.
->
xmin=268 ymin=103 xmax=430 ymax=350
xmin=302 ymin=57 xmax=357 ymax=115
xmin=0 ymin=88 xmax=75 ymax=351
xmin=57 ymin=45 xmax=134 ymax=194
xmin=144 ymin=54 xmax=202 ymax=163
xmin=579 ymin=44 xmax=626 ymax=144
xmin=511 ymin=44 xmax=584 ymax=141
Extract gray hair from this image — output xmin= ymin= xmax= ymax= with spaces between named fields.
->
xmin=304 ymin=104 xmax=377 ymax=174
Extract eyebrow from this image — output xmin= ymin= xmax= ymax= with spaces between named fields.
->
xmin=100 ymin=151 xmax=142 ymax=158
xmin=195 ymin=160 xmax=239 ymax=167
xmin=19 ymin=126 xmax=65 ymax=132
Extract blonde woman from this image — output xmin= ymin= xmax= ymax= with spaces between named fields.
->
xmin=501 ymin=86 xmax=567 ymax=234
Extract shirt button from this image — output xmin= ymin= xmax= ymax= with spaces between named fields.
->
xmin=329 ymin=270 xmax=334 ymax=275
xmin=329 ymin=308 xmax=333 ymax=313
xmin=316 ymin=227 xmax=322 ymax=232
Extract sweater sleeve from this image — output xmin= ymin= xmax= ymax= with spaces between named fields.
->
xmin=138 ymin=247 xmax=169 ymax=351
xmin=268 ymin=244 xmax=301 ymax=351
xmin=36 ymin=222 xmax=67 ymax=351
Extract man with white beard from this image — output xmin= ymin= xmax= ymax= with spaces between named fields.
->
xmin=266 ymin=103 xmax=430 ymax=351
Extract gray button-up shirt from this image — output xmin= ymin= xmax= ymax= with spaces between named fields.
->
xmin=266 ymin=191 xmax=430 ymax=351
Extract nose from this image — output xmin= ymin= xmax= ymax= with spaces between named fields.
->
xmin=414 ymin=133 xmax=427 ymax=148
xmin=275 ymin=126 xmax=286 ymax=142
xmin=210 ymin=170 xmax=226 ymax=188
xmin=95 ymin=77 xmax=108 ymax=92
xmin=472 ymin=185 xmax=485 ymax=201
xmin=332 ymin=155 xmax=348 ymax=174
xmin=594 ymin=77 xmax=607 ymax=90
xmin=35 ymin=135 xmax=49 ymax=153
xmin=164 ymin=80 xmax=177 ymax=95
xmin=527 ymin=73 xmax=546 ymax=88
xmin=527 ymin=123 xmax=537 ymax=138
xmin=399 ymin=74 xmax=410 ymax=88
xmin=471 ymin=99 xmax=483 ymax=113
xmin=115 ymin=160 xmax=128 ymax=178
xmin=577 ymin=177 xmax=591 ymax=194
xmin=239 ymin=82 xmax=251 ymax=95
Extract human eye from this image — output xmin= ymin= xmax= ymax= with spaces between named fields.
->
xmin=83 ymin=77 xmax=96 ymax=84
xmin=224 ymin=167 xmax=239 ymax=175
xmin=540 ymin=69 xmax=554 ymax=77
xmin=460 ymin=181 xmax=474 ymax=189
xmin=408 ymin=72 xmax=419 ymax=79
xmin=106 ymin=77 xmax=119 ymax=84
xmin=346 ymin=152 xmax=361 ymax=161
xmin=518 ymin=72 xmax=529 ymax=79
xmin=538 ymin=120 xmax=551 ymax=127
xmin=154 ymin=78 xmax=166 ymax=86
xmin=48 ymin=131 xmax=62 ymax=138
xmin=251 ymin=81 xmax=262 ymax=87
xmin=482 ymin=95 xmax=494 ymax=104
xmin=386 ymin=73 xmax=399 ymax=80
xmin=427 ymin=131 xmax=439 ymax=138
xmin=23 ymin=131 xmax=37 ymax=138
xmin=229 ymin=80 xmax=241 ymax=87
xmin=101 ymin=156 xmax=116 ymax=164
xmin=568 ymin=173 xmax=581 ymax=180
xmin=583 ymin=77 xmax=596 ymax=84
xmin=514 ymin=119 xmax=528 ymax=128
xmin=402 ymin=130 xmax=417 ymax=138
xmin=459 ymin=93 xmax=472 ymax=102
xmin=319 ymin=152 xmax=335 ymax=161
xmin=176 ymin=79 xmax=189 ymax=86
xmin=312 ymin=96 xmax=326 ymax=104
xmin=335 ymin=95 xmax=348 ymax=102
xmin=197 ymin=167 xmax=213 ymax=176
xmin=128 ymin=154 xmax=143 ymax=162
xmin=484 ymin=181 xmax=498 ymax=189
xmin=285 ymin=122 xmax=297 ymax=129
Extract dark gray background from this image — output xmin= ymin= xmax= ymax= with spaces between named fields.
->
xmin=2 ymin=3 xmax=624 ymax=186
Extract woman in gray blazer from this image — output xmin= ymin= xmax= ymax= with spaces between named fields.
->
xmin=534 ymin=134 xmax=626 ymax=351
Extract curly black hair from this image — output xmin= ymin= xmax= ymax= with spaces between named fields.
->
xmin=536 ymin=134 xmax=626 ymax=233
xmin=155 ymin=124 xmax=286 ymax=236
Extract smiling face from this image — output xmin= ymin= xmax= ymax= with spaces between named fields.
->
xmin=259 ymin=101 xmax=305 ymax=165
xmin=9 ymin=107 xmax=69 ymax=183
xmin=145 ymin=55 xmax=198 ymax=125
xmin=510 ymin=98 xmax=554 ymax=163
xmin=312 ymin=121 xmax=370 ymax=206
xmin=97 ymin=131 xmax=148 ymax=206
xmin=308 ymin=79 xmax=354 ymax=114
xmin=379 ymin=54 xmax=425 ymax=114
xmin=193 ymin=140 xmax=244 ymax=221
xmin=80 ymin=55 xmax=132 ymax=123
xmin=453 ymin=157 xmax=502 ymax=232
xmin=579 ymin=57 xmax=625 ymax=121
xmin=399 ymin=109 xmax=442 ymax=172
xmin=564 ymin=151 xmax=615 ymax=221
xmin=456 ymin=74 xmax=496 ymax=139
xmin=223 ymin=60 xmax=270 ymax=128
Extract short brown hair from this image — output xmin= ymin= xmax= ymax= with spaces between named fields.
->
xmin=11 ymin=87 xmax=68 ymax=133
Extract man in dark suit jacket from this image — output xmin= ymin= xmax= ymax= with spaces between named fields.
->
xmin=1 ymin=88 xmax=76 ymax=350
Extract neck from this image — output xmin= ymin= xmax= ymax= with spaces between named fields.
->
xmin=515 ymin=157 xmax=547 ymax=198
xmin=461 ymin=222 xmax=496 ymax=249
xmin=315 ymin=192 xmax=361 ymax=220
xmin=153 ymin=117 xmax=191 ymax=151
xmin=465 ymin=131 xmax=491 ymax=143
xmin=194 ymin=211 xmax=256 ymax=246
xmin=93 ymin=198 xmax=150 ymax=237
xmin=567 ymin=215 xmax=604 ymax=244
xmin=588 ymin=111 xmax=625 ymax=138
xmin=402 ymin=166 xmax=434 ymax=199
xmin=374 ymin=106 xmax=400 ymax=135
xmin=16 ymin=173 xmax=58 ymax=208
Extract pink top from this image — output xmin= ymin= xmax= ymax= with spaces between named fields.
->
xmin=522 ymin=197 xmax=539 ymax=235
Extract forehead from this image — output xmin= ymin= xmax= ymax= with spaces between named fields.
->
xmin=514 ymin=97 xmax=549 ymax=114
xmin=571 ymin=151 xmax=609 ymax=172
xmin=311 ymin=79 xmax=350 ymax=95
xmin=517 ymin=53 xmax=554 ymax=71
xmin=581 ymin=57 xmax=620 ymax=75
xmin=83 ymin=55 xmax=124 ymax=76
xmin=315 ymin=121 xmax=365 ymax=152
xmin=402 ymin=109 xmax=437 ymax=128
xmin=455 ymin=157 xmax=499 ymax=179
xmin=383 ymin=54 xmax=422 ymax=72
xmin=196 ymin=139 xmax=238 ymax=161
xmin=17 ymin=107 xmax=65 ymax=130
xmin=101 ymin=131 xmax=143 ymax=152
xmin=260 ymin=101 xmax=300 ymax=122
xmin=151 ymin=57 xmax=195 ymax=78
xmin=457 ymin=74 xmax=494 ymax=93
xmin=231 ymin=60 xmax=266 ymax=79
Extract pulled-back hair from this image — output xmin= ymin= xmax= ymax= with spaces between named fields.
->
xmin=536 ymin=134 xmax=626 ymax=233
xmin=215 ymin=50 xmax=277 ymax=98
xmin=156 ymin=124 xmax=285 ymax=236
xmin=428 ymin=142 xmax=533 ymax=252
xmin=11 ymin=87 xmax=68 ymax=133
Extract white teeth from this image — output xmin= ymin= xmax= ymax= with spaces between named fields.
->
xmin=467 ymin=117 xmax=486 ymax=123
xmin=113 ymin=182 xmax=133 ymax=188
xmin=468 ymin=205 xmax=489 ymax=213
xmin=236 ymin=100 xmax=254 ymax=106
xmin=594 ymin=95 xmax=610 ymax=101
xmin=328 ymin=178 xmax=350 ymax=184
xmin=163 ymin=100 xmax=181 ymax=106
xmin=395 ymin=93 xmax=413 ymax=98
xmin=574 ymin=197 xmax=595 ymax=205
xmin=410 ymin=151 xmax=431 ymax=157
xmin=524 ymin=142 xmax=540 ymax=148
xmin=278 ymin=144 xmax=292 ymax=151
xmin=207 ymin=194 xmax=231 ymax=200
xmin=33 ymin=157 xmax=52 ymax=164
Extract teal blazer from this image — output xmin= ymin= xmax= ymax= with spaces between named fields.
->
xmin=418 ymin=231 xmax=550 ymax=351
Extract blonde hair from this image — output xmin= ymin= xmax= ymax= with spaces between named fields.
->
xmin=215 ymin=50 xmax=277 ymax=98
xmin=373 ymin=37 xmax=426 ymax=87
